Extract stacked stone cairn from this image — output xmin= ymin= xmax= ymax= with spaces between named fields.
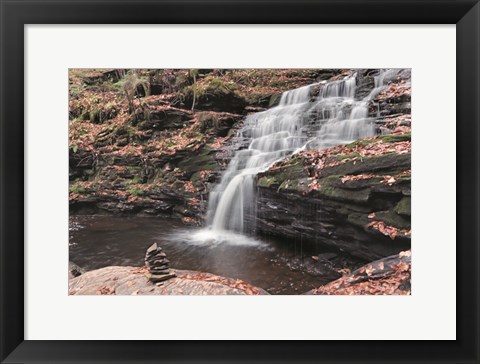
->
xmin=145 ymin=243 xmax=176 ymax=282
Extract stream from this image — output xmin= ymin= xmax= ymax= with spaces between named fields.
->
xmin=69 ymin=215 xmax=360 ymax=294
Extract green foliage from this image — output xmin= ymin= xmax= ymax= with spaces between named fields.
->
xmin=69 ymin=84 xmax=85 ymax=97
xmin=121 ymin=71 xmax=151 ymax=113
xmin=69 ymin=185 xmax=85 ymax=193
xmin=189 ymin=69 xmax=199 ymax=79
xmin=207 ymin=77 xmax=237 ymax=93
xmin=130 ymin=176 xmax=142 ymax=184
xmin=174 ymin=73 xmax=188 ymax=89
xmin=127 ymin=188 xmax=144 ymax=196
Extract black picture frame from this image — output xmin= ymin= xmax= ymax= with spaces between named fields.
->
xmin=1 ymin=0 xmax=479 ymax=363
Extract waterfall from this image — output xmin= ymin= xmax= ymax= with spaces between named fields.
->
xmin=205 ymin=70 xmax=395 ymax=236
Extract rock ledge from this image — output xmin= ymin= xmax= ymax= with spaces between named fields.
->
xmin=69 ymin=266 xmax=269 ymax=295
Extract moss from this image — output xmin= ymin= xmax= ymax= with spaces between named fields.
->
xmin=130 ymin=176 xmax=142 ymax=184
xmin=127 ymin=166 xmax=141 ymax=174
xmin=116 ymin=125 xmax=135 ymax=137
xmin=320 ymin=153 xmax=411 ymax=178
xmin=394 ymin=197 xmax=411 ymax=217
xmin=165 ymin=140 xmax=177 ymax=147
xmin=127 ymin=188 xmax=144 ymax=196
xmin=336 ymin=152 xmax=361 ymax=161
xmin=184 ymin=77 xmax=238 ymax=100
xmin=347 ymin=212 xmax=371 ymax=228
xmin=396 ymin=173 xmax=411 ymax=183
xmin=190 ymin=171 xmax=202 ymax=184
xmin=379 ymin=132 xmax=411 ymax=143
xmin=178 ymin=147 xmax=217 ymax=177
xmin=278 ymin=179 xmax=290 ymax=189
xmin=257 ymin=176 xmax=279 ymax=188
xmin=375 ymin=210 xmax=411 ymax=230
xmin=207 ymin=77 xmax=237 ymax=93
xmin=319 ymin=184 xmax=371 ymax=203
xmin=345 ymin=132 xmax=411 ymax=149
xmin=69 ymin=185 xmax=86 ymax=193
xmin=345 ymin=139 xmax=374 ymax=148
xmin=268 ymin=94 xmax=282 ymax=108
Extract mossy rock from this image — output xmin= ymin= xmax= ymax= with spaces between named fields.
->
xmin=319 ymin=153 xmax=411 ymax=178
xmin=178 ymin=147 xmax=218 ymax=178
xmin=380 ymin=132 xmax=411 ymax=143
xmin=394 ymin=197 xmax=411 ymax=217
xmin=278 ymin=178 xmax=308 ymax=193
xmin=347 ymin=212 xmax=372 ymax=228
xmin=336 ymin=152 xmax=361 ymax=161
xmin=257 ymin=176 xmax=279 ymax=188
xmin=261 ymin=156 xmax=307 ymax=180
xmin=196 ymin=112 xmax=220 ymax=131
xmin=375 ymin=210 xmax=411 ymax=230
xmin=345 ymin=132 xmax=411 ymax=148
xmin=319 ymin=184 xmax=371 ymax=203
xmin=268 ymin=94 xmax=282 ymax=108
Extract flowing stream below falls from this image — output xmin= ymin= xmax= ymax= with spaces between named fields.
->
xmin=69 ymin=215 xmax=363 ymax=294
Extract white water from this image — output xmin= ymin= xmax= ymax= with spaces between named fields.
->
xmin=203 ymin=70 xmax=397 ymax=239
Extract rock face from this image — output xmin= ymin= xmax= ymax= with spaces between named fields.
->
xmin=306 ymin=250 xmax=411 ymax=295
xmin=68 ymin=266 xmax=269 ymax=295
xmin=255 ymin=134 xmax=411 ymax=261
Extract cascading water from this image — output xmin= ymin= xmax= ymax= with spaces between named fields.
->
xmin=204 ymin=70 xmax=396 ymax=238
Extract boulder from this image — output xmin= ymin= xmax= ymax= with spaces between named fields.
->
xmin=306 ymin=250 xmax=411 ymax=295
xmin=68 ymin=266 xmax=269 ymax=295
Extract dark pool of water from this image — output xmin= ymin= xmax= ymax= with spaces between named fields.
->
xmin=69 ymin=215 xmax=353 ymax=294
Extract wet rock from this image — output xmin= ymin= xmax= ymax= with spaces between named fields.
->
xmin=255 ymin=149 xmax=411 ymax=261
xmin=306 ymin=250 xmax=411 ymax=295
xmin=286 ymin=257 xmax=342 ymax=280
xmin=68 ymin=261 xmax=85 ymax=279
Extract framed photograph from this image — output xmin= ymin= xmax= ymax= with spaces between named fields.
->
xmin=1 ymin=0 xmax=478 ymax=363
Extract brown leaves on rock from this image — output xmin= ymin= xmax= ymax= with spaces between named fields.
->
xmin=177 ymin=272 xmax=263 ymax=295
xmin=96 ymin=286 xmax=115 ymax=295
xmin=341 ymin=173 xmax=376 ymax=184
xmin=399 ymin=250 xmax=412 ymax=258
xmin=376 ymin=82 xmax=411 ymax=101
xmin=181 ymin=217 xmax=198 ymax=225
xmin=367 ymin=220 xmax=410 ymax=240
xmin=131 ymin=266 xmax=148 ymax=275
xmin=273 ymin=135 xmax=411 ymax=189
xmin=307 ymin=178 xmax=320 ymax=190
xmin=381 ymin=175 xmax=397 ymax=186
xmin=367 ymin=221 xmax=398 ymax=240
xmin=183 ymin=181 xmax=197 ymax=193
xmin=380 ymin=114 xmax=411 ymax=134
xmin=311 ymin=250 xmax=411 ymax=295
